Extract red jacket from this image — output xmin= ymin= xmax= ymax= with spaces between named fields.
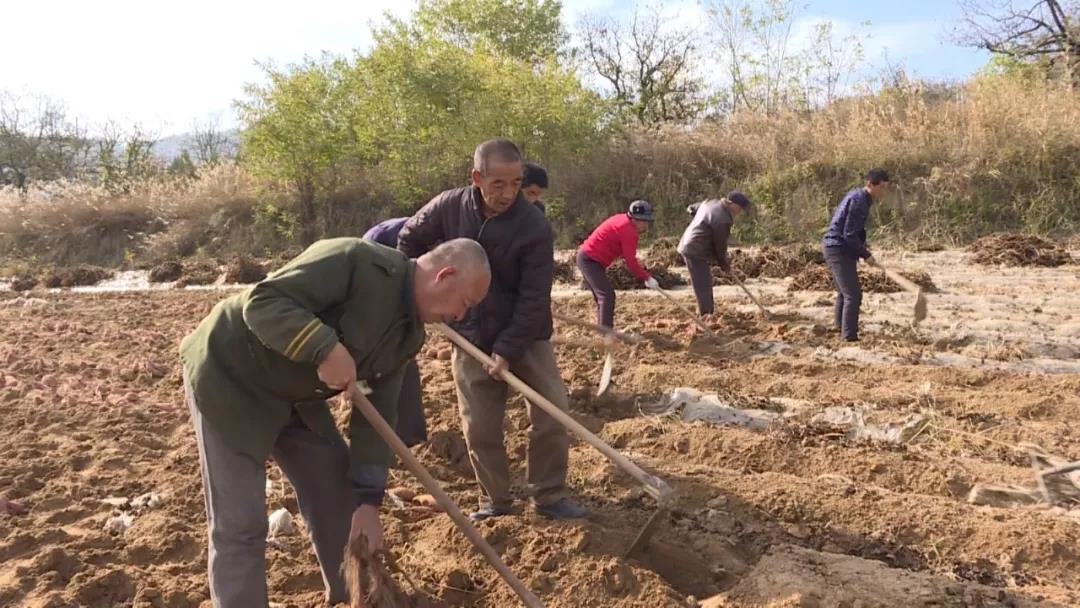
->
xmin=579 ymin=213 xmax=651 ymax=282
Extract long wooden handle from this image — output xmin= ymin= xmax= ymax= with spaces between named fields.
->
xmin=347 ymin=385 xmax=545 ymax=608
xmin=650 ymin=285 xmax=713 ymax=335
xmin=550 ymin=335 xmax=612 ymax=350
xmin=435 ymin=323 xmax=672 ymax=503
xmin=733 ymin=276 xmax=772 ymax=318
xmin=551 ymin=311 xmax=644 ymax=344
xmin=875 ymin=262 xmax=921 ymax=294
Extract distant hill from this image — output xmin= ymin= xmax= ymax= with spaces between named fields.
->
xmin=151 ymin=129 xmax=241 ymax=161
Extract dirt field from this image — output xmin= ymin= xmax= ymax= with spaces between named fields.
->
xmin=2 ymin=248 xmax=1080 ymax=607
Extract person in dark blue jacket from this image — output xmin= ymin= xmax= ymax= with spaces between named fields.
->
xmin=362 ymin=217 xmax=409 ymax=249
xmin=360 ymin=215 xmax=426 ymax=447
xmin=822 ymin=168 xmax=889 ymax=341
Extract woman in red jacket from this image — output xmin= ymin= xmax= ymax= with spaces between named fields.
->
xmin=576 ymin=200 xmax=658 ymax=328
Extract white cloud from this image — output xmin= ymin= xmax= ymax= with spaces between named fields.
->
xmin=2 ymin=0 xmax=983 ymax=134
xmin=1 ymin=0 xmax=414 ymax=135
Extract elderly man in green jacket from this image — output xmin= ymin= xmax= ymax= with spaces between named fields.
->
xmin=180 ymin=237 xmax=490 ymax=608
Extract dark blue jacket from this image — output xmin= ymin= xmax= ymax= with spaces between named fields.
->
xmin=362 ymin=217 xmax=409 ymax=248
xmin=823 ymin=188 xmax=873 ymax=259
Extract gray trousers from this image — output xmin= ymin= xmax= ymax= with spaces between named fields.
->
xmin=824 ymin=246 xmax=862 ymax=340
xmin=683 ymin=255 xmax=715 ymax=315
xmin=396 ymin=358 xmax=426 ymax=447
xmin=577 ymin=250 xmax=615 ymax=328
xmin=452 ymin=340 xmax=571 ymax=509
xmin=185 ymin=378 xmax=354 ymax=608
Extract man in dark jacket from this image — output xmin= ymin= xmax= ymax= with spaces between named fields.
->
xmin=181 ymin=237 xmax=490 ymax=607
xmin=822 ymin=168 xmax=889 ymax=341
xmin=398 ymin=138 xmax=586 ymax=522
xmin=677 ymin=192 xmax=752 ymax=315
xmin=362 ymin=215 xmax=426 ymax=447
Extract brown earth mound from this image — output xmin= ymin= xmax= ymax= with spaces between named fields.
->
xmin=712 ymin=245 xmax=826 ymax=285
xmin=224 ymin=256 xmax=267 ymax=284
xmin=553 ymin=257 xmax=577 ymax=284
xmin=11 ymin=276 xmax=37 ymax=291
xmin=788 ymin=266 xmax=938 ymax=293
xmin=174 ymin=260 xmax=221 ymax=287
xmin=41 ymin=265 xmax=114 ymax=288
xmin=606 ymin=260 xmax=686 ymax=290
xmin=968 ymin=233 xmax=1073 ymax=267
xmin=643 ymin=237 xmax=685 ymax=268
xmin=148 ymin=261 xmax=183 ymax=283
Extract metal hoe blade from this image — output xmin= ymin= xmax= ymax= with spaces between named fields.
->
xmin=624 ymin=500 xmax=669 ymax=558
xmin=597 ymin=350 xmax=614 ymax=396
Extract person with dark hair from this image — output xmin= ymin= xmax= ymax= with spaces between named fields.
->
xmin=576 ymin=200 xmax=658 ymax=328
xmin=822 ymin=168 xmax=890 ymax=342
xmin=678 ymin=192 xmax=752 ymax=315
xmin=521 ymin=162 xmax=549 ymax=214
xmin=398 ymin=138 xmax=587 ymax=522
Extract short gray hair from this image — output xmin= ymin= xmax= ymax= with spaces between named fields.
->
xmin=473 ymin=138 xmax=522 ymax=176
xmin=421 ymin=238 xmax=490 ymax=277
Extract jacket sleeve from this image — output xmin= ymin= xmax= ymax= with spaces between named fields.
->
xmin=348 ymin=365 xmax=404 ymax=507
xmin=712 ymin=221 xmax=733 ymax=272
xmin=492 ymin=224 xmax=555 ymax=361
xmin=622 ymin=225 xmax=651 ymax=282
xmin=241 ymin=240 xmax=353 ymax=365
xmin=842 ymin=198 xmax=872 ymax=259
xmin=398 ymin=193 xmax=449 ymax=259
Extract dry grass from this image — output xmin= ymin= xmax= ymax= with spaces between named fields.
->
xmin=550 ymin=75 xmax=1080 ymax=246
xmin=2 ymin=74 xmax=1079 ymax=271
xmin=0 ymin=164 xmax=270 ymax=270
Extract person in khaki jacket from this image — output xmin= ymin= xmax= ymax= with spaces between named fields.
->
xmin=398 ymin=138 xmax=587 ymax=522
xmin=678 ymin=192 xmax=752 ymax=316
xmin=180 ymin=237 xmax=490 ymax=608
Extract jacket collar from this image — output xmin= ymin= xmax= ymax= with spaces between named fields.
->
xmin=469 ymin=185 xmax=526 ymax=220
xmin=403 ymin=259 xmax=421 ymax=330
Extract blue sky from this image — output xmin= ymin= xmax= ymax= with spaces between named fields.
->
xmin=0 ymin=0 xmax=989 ymax=135
xmin=795 ymin=0 xmax=989 ymax=80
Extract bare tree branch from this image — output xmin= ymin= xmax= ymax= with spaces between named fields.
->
xmin=579 ymin=5 xmax=705 ymax=125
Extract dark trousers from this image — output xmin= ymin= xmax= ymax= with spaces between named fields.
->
xmin=824 ymin=246 xmax=861 ymax=340
xmin=577 ymin=250 xmax=615 ymax=328
xmin=683 ymin=255 xmax=715 ymax=315
xmin=396 ymin=359 xmax=426 ymax=447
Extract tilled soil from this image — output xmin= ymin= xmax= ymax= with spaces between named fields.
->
xmin=2 ymin=249 xmax=1080 ymax=607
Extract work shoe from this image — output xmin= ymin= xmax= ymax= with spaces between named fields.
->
xmin=535 ymin=498 xmax=587 ymax=520
xmin=469 ymin=505 xmax=513 ymax=522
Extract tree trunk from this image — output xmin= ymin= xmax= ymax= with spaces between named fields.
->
xmin=296 ymin=178 xmax=318 ymax=246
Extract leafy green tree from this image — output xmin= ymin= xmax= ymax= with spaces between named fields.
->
xmin=236 ymin=56 xmax=353 ymax=244
xmin=410 ymin=0 xmax=568 ymax=62
xmin=169 ymin=149 xmax=197 ymax=178
xmin=237 ymin=0 xmax=606 ymax=218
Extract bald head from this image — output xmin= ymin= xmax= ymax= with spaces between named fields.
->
xmin=414 ymin=238 xmax=492 ymax=324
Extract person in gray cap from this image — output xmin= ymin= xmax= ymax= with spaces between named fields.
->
xmin=677 ymin=192 xmax=752 ymax=315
